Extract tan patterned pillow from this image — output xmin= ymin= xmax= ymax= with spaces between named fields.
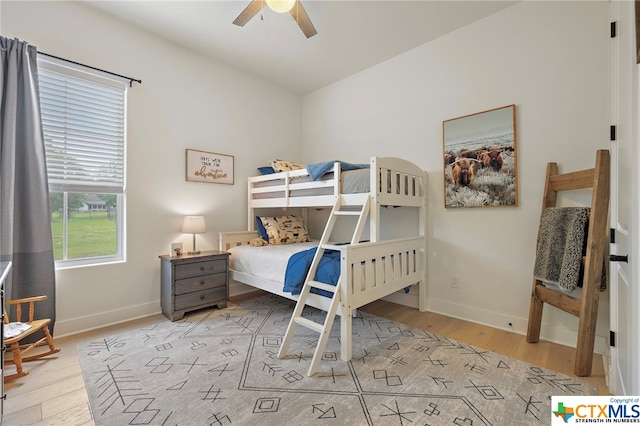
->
xmin=259 ymin=215 xmax=310 ymax=245
xmin=249 ymin=237 xmax=269 ymax=247
xmin=271 ymin=159 xmax=305 ymax=172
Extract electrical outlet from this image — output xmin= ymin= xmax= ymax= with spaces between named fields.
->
xmin=450 ymin=276 xmax=460 ymax=288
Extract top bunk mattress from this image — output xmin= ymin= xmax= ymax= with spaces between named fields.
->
xmin=251 ymin=168 xmax=370 ymax=200
xmin=249 ymin=157 xmax=426 ymax=208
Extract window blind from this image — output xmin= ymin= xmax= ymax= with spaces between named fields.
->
xmin=38 ymin=60 xmax=126 ymax=194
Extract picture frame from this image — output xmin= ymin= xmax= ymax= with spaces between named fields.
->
xmin=443 ymin=104 xmax=518 ymax=208
xmin=185 ymin=149 xmax=234 ymax=185
xmin=170 ymin=242 xmax=183 ymax=257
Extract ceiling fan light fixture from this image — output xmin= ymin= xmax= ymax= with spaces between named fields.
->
xmin=266 ymin=0 xmax=296 ymax=13
xmin=233 ymin=0 xmax=316 ymax=38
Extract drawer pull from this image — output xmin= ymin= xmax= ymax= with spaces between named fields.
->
xmin=200 ymin=280 xmax=205 ymax=285
xmin=200 ymin=266 xmax=205 ymax=271
xmin=200 ymin=295 xmax=206 ymax=300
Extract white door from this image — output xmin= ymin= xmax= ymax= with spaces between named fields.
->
xmin=609 ymin=0 xmax=638 ymax=395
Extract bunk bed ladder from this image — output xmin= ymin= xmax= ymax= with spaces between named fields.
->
xmin=278 ymin=194 xmax=371 ymax=376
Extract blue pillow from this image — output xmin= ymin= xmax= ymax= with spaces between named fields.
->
xmin=256 ymin=216 xmax=268 ymax=241
xmin=257 ymin=166 xmax=275 ymax=175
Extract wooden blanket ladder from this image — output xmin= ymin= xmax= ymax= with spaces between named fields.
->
xmin=278 ymin=194 xmax=370 ymax=376
xmin=526 ymin=149 xmax=610 ymax=376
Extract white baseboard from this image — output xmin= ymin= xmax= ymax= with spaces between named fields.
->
xmin=55 ymin=301 xmax=160 ymax=338
xmin=57 ymin=281 xmax=285 ymax=338
xmin=382 ymin=289 xmax=419 ymax=308
xmin=426 ymin=297 xmax=608 ymax=355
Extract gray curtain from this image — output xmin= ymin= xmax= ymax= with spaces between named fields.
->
xmin=0 ymin=36 xmax=56 ymax=333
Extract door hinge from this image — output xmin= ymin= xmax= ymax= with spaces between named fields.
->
xmin=610 ymin=228 xmax=616 ymax=243
xmin=610 ymin=330 xmax=616 ymax=347
xmin=610 ymin=125 xmax=617 ymax=141
xmin=611 ymin=21 xmax=617 ymax=38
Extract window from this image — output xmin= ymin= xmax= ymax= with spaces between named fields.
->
xmin=38 ymin=58 xmax=127 ymax=267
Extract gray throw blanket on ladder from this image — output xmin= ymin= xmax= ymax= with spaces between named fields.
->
xmin=534 ymin=207 xmax=606 ymax=292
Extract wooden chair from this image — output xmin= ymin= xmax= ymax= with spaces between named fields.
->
xmin=527 ymin=149 xmax=610 ymax=377
xmin=3 ymin=295 xmax=61 ymax=382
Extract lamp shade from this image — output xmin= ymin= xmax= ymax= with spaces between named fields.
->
xmin=266 ymin=0 xmax=296 ymax=13
xmin=181 ymin=216 xmax=206 ymax=234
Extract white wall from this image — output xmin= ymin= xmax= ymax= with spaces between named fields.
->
xmin=2 ymin=1 xmax=302 ymax=335
xmin=302 ymin=1 xmax=611 ymax=352
xmin=2 ymin=1 xmax=613 ymax=354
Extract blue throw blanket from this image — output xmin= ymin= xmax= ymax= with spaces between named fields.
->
xmin=283 ymin=248 xmax=340 ymax=297
xmin=306 ymin=160 xmax=369 ymax=181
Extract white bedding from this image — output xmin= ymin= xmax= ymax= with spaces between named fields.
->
xmin=228 ymin=241 xmax=318 ymax=283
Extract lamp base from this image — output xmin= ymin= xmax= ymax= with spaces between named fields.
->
xmin=188 ymin=234 xmax=200 ymax=255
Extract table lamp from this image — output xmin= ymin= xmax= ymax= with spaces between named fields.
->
xmin=181 ymin=215 xmax=206 ymax=254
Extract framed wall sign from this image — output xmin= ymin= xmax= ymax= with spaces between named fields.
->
xmin=443 ymin=104 xmax=518 ymax=208
xmin=185 ymin=149 xmax=234 ymax=185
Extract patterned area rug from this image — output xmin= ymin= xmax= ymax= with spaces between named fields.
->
xmin=77 ymin=295 xmax=596 ymax=425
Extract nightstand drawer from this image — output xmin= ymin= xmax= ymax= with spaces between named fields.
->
xmin=175 ymin=287 xmax=226 ymax=311
xmin=174 ymin=273 xmax=226 ymax=295
xmin=175 ymin=259 xmax=226 ymax=280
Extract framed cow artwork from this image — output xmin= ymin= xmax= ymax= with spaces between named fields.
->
xmin=442 ymin=104 xmax=518 ymax=208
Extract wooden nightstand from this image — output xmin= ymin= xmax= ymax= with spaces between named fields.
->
xmin=159 ymin=250 xmax=230 ymax=321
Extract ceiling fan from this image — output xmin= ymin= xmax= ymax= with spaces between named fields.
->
xmin=233 ymin=0 xmax=318 ymax=39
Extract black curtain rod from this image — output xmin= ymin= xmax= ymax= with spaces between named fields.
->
xmin=38 ymin=51 xmax=142 ymax=87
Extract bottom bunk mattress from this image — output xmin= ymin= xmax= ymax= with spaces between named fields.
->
xmin=228 ymin=242 xmax=339 ymax=296
xmin=228 ymin=241 xmax=408 ymax=297
xmin=228 ymin=241 xmax=317 ymax=283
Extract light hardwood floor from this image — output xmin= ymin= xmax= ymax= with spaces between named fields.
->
xmin=2 ymin=292 xmax=609 ymax=425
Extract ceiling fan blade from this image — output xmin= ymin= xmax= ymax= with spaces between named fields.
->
xmin=233 ymin=0 xmax=266 ymax=27
xmin=290 ymin=1 xmax=317 ymax=38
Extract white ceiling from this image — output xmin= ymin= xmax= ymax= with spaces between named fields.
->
xmin=84 ymin=1 xmax=516 ymax=95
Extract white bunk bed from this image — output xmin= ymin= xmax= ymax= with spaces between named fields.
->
xmin=219 ymin=156 xmax=427 ymax=366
